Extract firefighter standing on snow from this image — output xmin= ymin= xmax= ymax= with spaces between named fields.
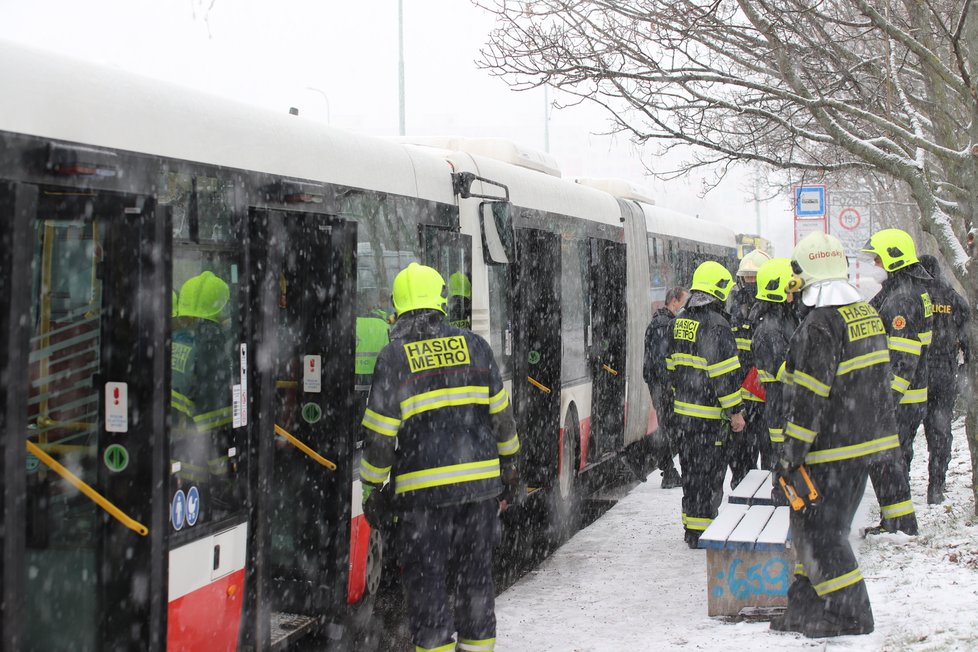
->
xmin=666 ymin=261 xmax=746 ymax=548
xmin=862 ymin=228 xmax=931 ymax=535
xmin=772 ymin=232 xmax=898 ymax=638
xmin=359 ymin=263 xmax=521 ymax=652
xmin=748 ymin=258 xmax=800 ymax=468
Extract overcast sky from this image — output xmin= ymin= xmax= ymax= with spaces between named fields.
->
xmin=0 ymin=0 xmax=794 ymax=253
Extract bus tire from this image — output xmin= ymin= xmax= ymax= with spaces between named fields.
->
xmin=545 ymin=408 xmax=581 ymax=547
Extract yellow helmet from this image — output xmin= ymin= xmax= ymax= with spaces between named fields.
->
xmin=392 ymin=263 xmax=447 ymax=316
xmin=690 ymin=261 xmax=734 ymax=302
xmin=791 ymin=232 xmax=848 ymax=287
xmin=755 ymin=258 xmax=794 ymax=303
xmin=448 ymin=271 xmax=472 ymax=299
xmin=737 ymin=249 xmax=771 ymax=277
xmin=861 ymin=228 xmax=918 ymax=272
xmin=178 ymin=271 xmax=230 ymax=322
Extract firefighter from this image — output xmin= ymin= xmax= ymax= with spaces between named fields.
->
xmin=171 ymin=271 xmax=237 ymax=515
xmin=918 ymin=254 xmax=970 ymax=503
xmin=726 ymin=248 xmax=771 ymax=487
xmin=354 ymin=287 xmax=392 ymax=380
xmin=359 ymin=263 xmax=521 ymax=652
xmin=749 ymin=258 xmax=800 ymax=470
xmin=861 ymin=228 xmax=930 ymax=535
xmin=772 ymin=231 xmax=897 ymax=638
xmin=666 ymin=261 xmax=746 ymax=548
xmin=447 ymin=270 xmax=473 ymax=330
xmin=642 ymin=285 xmax=688 ymax=488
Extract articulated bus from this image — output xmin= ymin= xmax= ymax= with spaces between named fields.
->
xmin=0 ymin=42 xmax=735 ymax=651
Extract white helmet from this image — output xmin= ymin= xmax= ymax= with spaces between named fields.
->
xmin=737 ymin=249 xmax=771 ymax=277
xmin=790 ymin=231 xmax=848 ymax=286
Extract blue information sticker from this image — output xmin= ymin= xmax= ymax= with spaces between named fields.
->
xmin=186 ymin=486 xmax=200 ymax=527
xmin=171 ymin=489 xmax=187 ymax=531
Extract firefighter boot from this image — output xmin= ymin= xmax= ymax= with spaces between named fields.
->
xmin=770 ymin=576 xmax=817 ymax=633
xmin=802 ymin=610 xmax=874 ymax=638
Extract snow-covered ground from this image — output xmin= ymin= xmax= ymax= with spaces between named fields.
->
xmin=496 ymin=417 xmax=978 ymax=651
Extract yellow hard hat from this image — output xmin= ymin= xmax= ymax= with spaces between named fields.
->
xmin=737 ymin=249 xmax=771 ymax=277
xmin=391 ymin=263 xmax=447 ymax=316
xmin=178 ymin=271 xmax=230 ymax=322
xmin=755 ymin=258 xmax=795 ymax=303
xmin=690 ymin=261 xmax=734 ymax=302
xmin=861 ymin=228 xmax=918 ymax=272
xmin=791 ymin=232 xmax=848 ymax=287
xmin=448 ymin=271 xmax=472 ymax=299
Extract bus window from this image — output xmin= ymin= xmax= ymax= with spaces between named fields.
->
xmin=560 ymin=237 xmax=589 ymax=383
xmin=488 ymin=264 xmax=512 ymax=376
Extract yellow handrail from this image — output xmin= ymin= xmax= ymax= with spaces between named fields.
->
xmin=25 ymin=440 xmax=149 ymax=536
xmin=601 ymin=363 xmax=619 ymax=376
xmin=274 ymin=424 xmax=337 ymax=470
xmin=527 ymin=376 xmax=552 ymax=394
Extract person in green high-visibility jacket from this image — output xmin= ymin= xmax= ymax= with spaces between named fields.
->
xmin=447 ymin=270 xmax=472 ymax=330
xmin=355 ymin=288 xmax=392 ymax=379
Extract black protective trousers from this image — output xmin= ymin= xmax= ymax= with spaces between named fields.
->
xmin=727 ymin=400 xmax=762 ymax=488
xmin=868 ymin=404 xmax=920 ymax=533
xmin=397 ymin=498 xmax=500 ymax=650
xmin=922 ymin=357 xmax=958 ymax=490
xmin=649 ymin=384 xmax=679 ymax=473
xmin=675 ymin=417 xmax=727 ymax=542
xmin=788 ymin=460 xmax=874 ymax=629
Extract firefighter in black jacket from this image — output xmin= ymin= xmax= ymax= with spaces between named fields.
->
xmin=772 ymin=232 xmax=897 ymax=638
xmin=918 ymin=254 xmax=970 ymax=503
xmin=862 ymin=228 xmax=930 ymax=535
xmin=666 ymin=261 xmax=746 ymax=548
xmin=643 ymin=286 xmax=688 ymax=488
xmin=726 ymin=249 xmax=770 ymax=486
xmin=749 ymin=258 xmax=800 ymax=469
xmin=359 ymin=263 xmax=521 ymax=652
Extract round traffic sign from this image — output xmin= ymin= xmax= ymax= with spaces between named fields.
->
xmin=838 ymin=208 xmax=861 ymax=230
xmin=104 ymin=443 xmax=130 ymax=472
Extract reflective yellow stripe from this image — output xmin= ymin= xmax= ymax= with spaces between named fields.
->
xmin=814 ymin=568 xmax=863 ymax=596
xmin=416 ymin=644 xmax=456 ymax=652
xmin=708 ymin=355 xmax=740 ymax=378
xmin=488 ymin=388 xmax=509 ymax=414
xmin=740 ymin=388 xmax=764 ymax=402
xmin=898 ymin=387 xmax=928 ymax=404
xmin=881 ymin=499 xmax=915 ymax=519
xmin=497 ymin=433 xmax=520 ymax=456
xmin=395 ymin=458 xmax=500 ymax=493
xmin=837 ymin=349 xmax=889 ymax=376
xmin=793 ymin=370 xmax=831 ymax=397
xmin=890 ymin=374 xmax=911 ymax=393
xmin=888 ymin=336 xmax=922 ymax=355
xmin=684 ymin=514 xmax=713 ymax=531
xmin=918 ymin=330 xmax=932 ymax=346
xmin=804 ymin=434 xmax=900 ymax=464
xmin=673 ymin=400 xmax=723 ymax=419
xmin=171 ymin=390 xmax=196 ymax=414
xmin=736 ymin=337 xmax=752 ymax=352
xmin=359 ymin=458 xmax=391 ymax=484
xmin=400 ymin=385 xmax=491 ymax=420
xmin=775 ymin=362 xmax=788 ymax=382
xmin=717 ymin=389 xmax=742 ymax=409
xmin=362 ymin=408 xmax=400 ymax=437
xmin=193 ymin=406 xmax=233 ymax=431
xmin=786 ymin=421 xmax=816 ymax=443
xmin=794 ymin=563 xmax=807 ymax=576
xmin=769 ymin=428 xmax=785 ymax=443
xmin=669 ymin=353 xmax=708 ymax=370
xmin=458 ymin=637 xmax=496 ymax=652
xmin=756 ymin=369 xmax=776 ymax=383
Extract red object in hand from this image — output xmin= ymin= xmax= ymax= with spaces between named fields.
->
xmin=742 ymin=367 xmax=766 ymax=400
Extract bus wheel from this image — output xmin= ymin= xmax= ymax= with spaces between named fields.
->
xmin=364 ymin=527 xmax=384 ymax=596
xmin=546 ymin=410 xmax=581 ymax=547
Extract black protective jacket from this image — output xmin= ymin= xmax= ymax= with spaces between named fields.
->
xmin=870 ymin=266 xmax=934 ymax=407
xmin=782 ymin=301 xmax=900 ymax=467
xmin=749 ymin=301 xmax=800 ymax=445
xmin=359 ymin=310 xmax=520 ymax=508
xmin=643 ymin=306 xmax=675 ymax=399
xmin=666 ymin=293 xmax=743 ymax=423
xmin=921 ymin=274 xmax=970 ymax=365
xmin=727 ymin=282 xmax=758 ymax=370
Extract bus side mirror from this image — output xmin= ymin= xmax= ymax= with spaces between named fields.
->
xmin=481 ymin=201 xmax=514 ymax=265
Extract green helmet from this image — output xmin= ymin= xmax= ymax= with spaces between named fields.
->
xmin=755 ymin=258 xmax=794 ymax=303
xmin=448 ymin=271 xmax=472 ymax=299
xmin=791 ymin=231 xmax=848 ymax=286
xmin=178 ymin=271 xmax=230 ymax=322
xmin=861 ymin=228 xmax=918 ymax=272
xmin=391 ymin=263 xmax=447 ymax=316
xmin=690 ymin=260 xmax=734 ymax=302
xmin=737 ymin=249 xmax=771 ymax=277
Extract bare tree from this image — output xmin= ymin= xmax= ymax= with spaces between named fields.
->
xmin=476 ymin=0 xmax=978 ymax=509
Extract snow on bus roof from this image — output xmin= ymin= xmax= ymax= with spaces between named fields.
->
xmin=0 ymin=40 xmax=454 ymax=204
xmin=642 ymin=203 xmax=737 ymax=247
xmin=572 ymin=177 xmax=657 ymax=205
xmin=400 ymin=136 xmax=562 ymax=178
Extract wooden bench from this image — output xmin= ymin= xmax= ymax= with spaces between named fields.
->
xmin=728 ymin=469 xmax=778 ymax=506
xmin=698 ymin=503 xmax=793 ymax=617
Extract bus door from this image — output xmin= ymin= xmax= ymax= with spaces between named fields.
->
xmin=8 ymin=183 xmax=169 ymax=650
xmin=246 ymin=209 xmax=356 ymax=649
xmin=511 ymin=228 xmax=562 ymax=488
xmin=588 ymin=238 xmax=627 ymax=457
